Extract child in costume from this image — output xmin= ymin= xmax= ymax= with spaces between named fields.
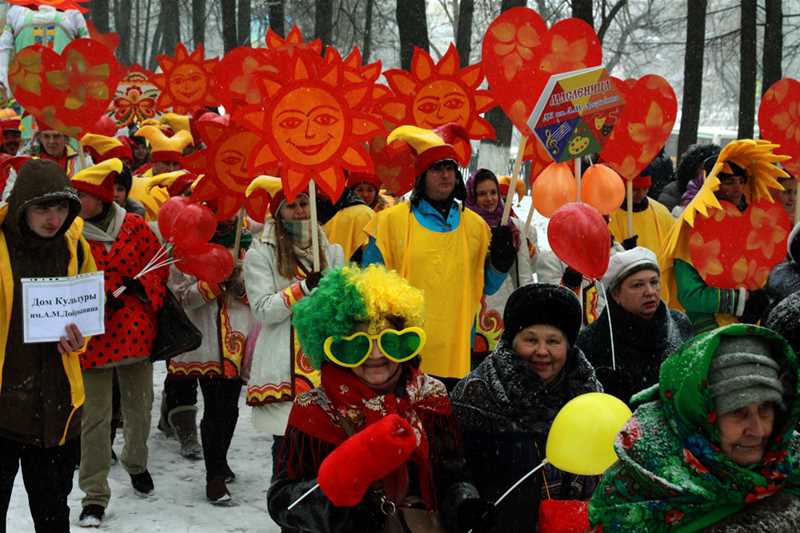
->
xmin=268 ymin=265 xmax=494 ymax=533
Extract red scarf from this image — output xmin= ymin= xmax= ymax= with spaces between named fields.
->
xmin=288 ymin=364 xmax=452 ymax=508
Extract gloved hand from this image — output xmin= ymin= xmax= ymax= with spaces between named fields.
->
xmin=489 ymin=225 xmax=516 ymax=273
xmin=105 ymin=291 xmax=124 ymax=312
xmin=741 ymin=288 xmax=769 ymax=324
xmin=303 ymin=271 xmax=323 ymax=293
xmin=224 ymin=265 xmax=246 ymax=297
xmin=318 ymin=414 xmax=418 ymax=507
xmin=122 ymin=277 xmax=147 ymax=300
xmin=621 ymin=234 xmax=639 ymax=250
xmin=561 ymin=266 xmax=583 ymax=290
xmin=457 ymin=498 xmax=496 ymax=533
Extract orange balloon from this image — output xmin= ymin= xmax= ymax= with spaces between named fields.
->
xmin=581 ymin=164 xmax=625 ymax=215
xmin=533 ymin=162 xmax=576 ymax=218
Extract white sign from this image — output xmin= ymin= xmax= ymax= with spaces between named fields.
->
xmin=22 ymin=271 xmax=105 ymax=343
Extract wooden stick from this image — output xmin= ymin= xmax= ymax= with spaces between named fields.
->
xmin=523 ymin=193 xmax=536 ymax=242
xmin=232 ymin=207 xmax=245 ymax=260
xmin=574 ymin=157 xmax=582 ymax=202
xmin=626 ymin=179 xmax=634 ymax=238
xmin=501 ymin=135 xmax=528 ymax=225
xmin=309 ymin=180 xmax=321 ymax=271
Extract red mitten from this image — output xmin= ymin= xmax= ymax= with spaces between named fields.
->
xmin=318 ymin=414 xmax=418 ymax=507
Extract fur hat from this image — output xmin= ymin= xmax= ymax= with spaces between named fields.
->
xmin=502 ymin=284 xmax=582 ymax=346
xmin=70 ymin=158 xmax=123 ymax=203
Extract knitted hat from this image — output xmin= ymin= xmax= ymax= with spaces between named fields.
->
xmin=70 ymin=158 xmax=123 ymax=203
xmin=0 ymin=108 xmax=21 ymax=131
xmin=602 ymin=247 xmax=660 ymax=291
xmin=765 ymin=292 xmax=800 ymax=356
xmin=80 ymin=133 xmax=133 ymax=163
xmin=708 ymin=336 xmax=784 ymax=415
xmin=136 ymin=125 xmax=193 ymax=162
xmin=502 ymin=284 xmax=582 ymax=346
xmin=387 ymin=123 xmax=469 ymax=176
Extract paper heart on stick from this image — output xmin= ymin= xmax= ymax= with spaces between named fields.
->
xmin=369 ymin=135 xmax=417 ymax=197
xmin=598 ymin=75 xmax=677 ymax=180
xmin=481 ymin=8 xmax=602 ymax=133
xmin=9 ymin=38 xmax=122 ymax=138
xmin=759 ymin=78 xmax=800 ymax=176
xmin=689 ymin=199 xmax=790 ymax=289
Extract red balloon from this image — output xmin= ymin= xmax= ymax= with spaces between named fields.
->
xmin=547 ymin=203 xmax=610 ymax=279
xmin=171 ymin=203 xmax=217 ymax=250
xmin=174 ymin=243 xmax=234 ymax=284
xmin=157 ymin=196 xmax=192 ymax=241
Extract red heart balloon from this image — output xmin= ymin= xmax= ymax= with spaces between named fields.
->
xmin=547 ymin=202 xmax=610 ymax=279
xmin=759 ymin=79 xmax=800 ymax=176
xmin=174 ymin=243 xmax=234 ymax=285
xmin=482 ymin=8 xmax=602 ymax=133
xmin=172 ymin=203 xmax=217 ymax=250
xmin=9 ymin=38 xmax=122 ymax=138
xmin=689 ymin=200 xmax=791 ymax=290
xmin=598 ymin=75 xmax=677 ymax=180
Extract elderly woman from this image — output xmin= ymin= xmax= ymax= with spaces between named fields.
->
xmin=576 ymin=247 xmax=692 ymax=404
xmin=267 ymin=265 xmax=493 ymax=533
xmin=451 ymin=284 xmax=602 ymax=532
xmin=589 ymin=324 xmax=800 ymax=532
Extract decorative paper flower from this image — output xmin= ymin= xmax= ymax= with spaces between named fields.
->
xmin=746 ymin=205 xmax=788 ymax=259
xmin=490 ymin=21 xmax=542 ymax=82
xmin=688 ymin=233 xmax=724 ymax=277
xmin=628 ymin=102 xmax=673 ymax=164
xmin=540 ymin=34 xmax=591 ymax=73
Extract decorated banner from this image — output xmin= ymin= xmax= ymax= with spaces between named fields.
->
xmin=151 ymin=43 xmax=219 ymax=114
xmin=108 ymin=65 xmax=160 ymax=128
xmin=689 ymin=199 xmax=791 ymax=289
xmin=599 ymin=75 xmax=677 ymax=179
xmin=8 ymin=37 xmax=122 ymax=138
xmin=759 ymin=78 xmax=800 ymax=176
xmin=527 ymin=65 xmax=623 ymax=163
xmin=482 ymin=7 xmax=602 ymax=133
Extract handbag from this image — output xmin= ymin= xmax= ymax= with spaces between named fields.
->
xmin=383 ymin=496 xmax=447 ymax=533
xmin=149 ymin=288 xmax=202 ymax=362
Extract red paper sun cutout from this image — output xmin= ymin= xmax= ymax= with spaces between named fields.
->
xmin=151 ymin=43 xmax=219 ymax=114
xmin=9 ymin=0 xmax=88 ymax=12
xmin=381 ymin=44 xmax=495 ymax=140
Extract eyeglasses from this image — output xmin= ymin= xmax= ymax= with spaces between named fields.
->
xmin=428 ymin=161 xmax=457 ymax=173
xmin=323 ymin=327 xmax=427 ymax=368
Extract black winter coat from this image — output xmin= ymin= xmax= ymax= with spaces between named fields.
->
xmin=450 ymin=343 xmax=601 ymax=533
xmin=657 ymin=180 xmax=682 ymax=212
xmin=576 ymin=298 xmax=692 ymax=405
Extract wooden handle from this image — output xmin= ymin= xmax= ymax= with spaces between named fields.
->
xmin=501 ymin=135 xmax=528 ymax=225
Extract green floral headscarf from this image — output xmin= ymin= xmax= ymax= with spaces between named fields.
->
xmin=589 ymin=324 xmax=800 ymax=532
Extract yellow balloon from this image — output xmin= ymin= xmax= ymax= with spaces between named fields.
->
xmin=545 ymin=392 xmax=632 ymax=475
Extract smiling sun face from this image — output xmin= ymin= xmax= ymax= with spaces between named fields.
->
xmin=152 ymin=43 xmax=218 ymax=114
xmin=381 ymin=44 xmax=495 ymax=140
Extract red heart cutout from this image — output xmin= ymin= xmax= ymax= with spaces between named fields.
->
xmin=689 ymin=199 xmax=791 ymax=289
xmin=759 ymin=79 xmax=800 ymax=176
xmin=482 ymin=8 xmax=602 ymax=133
xmin=212 ymin=46 xmax=276 ymax=112
xmin=598 ymin=75 xmax=677 ymax=180
xmin=9 ymin=38 xmax=121 ymax=138
xmin=370 ymin=135 xmax=417 ymax=197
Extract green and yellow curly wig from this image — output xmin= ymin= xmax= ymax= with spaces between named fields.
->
xmin=292 ymin=265 xmax=425 ymax=369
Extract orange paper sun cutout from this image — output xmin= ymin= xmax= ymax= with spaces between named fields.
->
xmin=380 ymin=44 xmax=495 ymax=140
xmin=151 ymin=43 xmax=219 ymax=114
xmin=235 ymin=54 xmax=384 ymax=202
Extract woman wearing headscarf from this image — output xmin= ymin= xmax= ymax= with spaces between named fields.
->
xmin=589 ymin=324 xmax=800 ymax=532
xmin=451 ymin=284 xmax=602 ymax=532
xmin=268 ymin=265 xmax=493 ymax=532
xmin=465 ymin=169 xmax=536 ymax=359
xmin=243 ymin=177 xmax=344 ymax=474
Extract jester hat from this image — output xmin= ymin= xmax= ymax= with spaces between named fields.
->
xmin=292 ymin=265 xmax=425 ymax=369
xmin=136 ymin=125 xmax=193 ymax=162
xmin=80 ymin=133 xmax=132 ymax=163
xmin=387 ymin=123 xmax=470 ymax=176
xmin=70 ymin=158 xmax=123 ymax=203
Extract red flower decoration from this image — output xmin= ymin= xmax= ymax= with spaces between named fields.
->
xmin=664 ymin=509 xmax=685 ymax=525
xmin=682 ymin=448 xmax=710 ymax=474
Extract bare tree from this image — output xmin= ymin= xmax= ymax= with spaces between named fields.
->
xmin=193 ymin=0 xmax=207 ymax=48
xmin=221 ymin=0 xmax=238 ymax=52
xmin=363 ymin=0 xmax=375 ymax=61
xmin=114 ymin=0 xmax=133 ymax=64
xmin=91 ymin=0 xmax=110 ymax=32
xmin=763 ymin=0 xmax=783 ymax=95
xmin=738 ymin=0 xmax=757 ymax=138
xmin=456 ymin=0 xmax=474 ymax=66
xmin=161 ymin=0 xmax=181 ymax=55
xmin=315 ymin=0 xmax=334 ymax=46
xmin=396 ymin=0 xmax=429 ymax=69
xmin=571 ymin=0 xmax=593 ymax=27
xmin=238 ymin=0 xmax=251 ymax=46
xmin=677 ymin=0 xmax=708 ymax=161
xmin=269 ymin=0 xmax=286 ymax=38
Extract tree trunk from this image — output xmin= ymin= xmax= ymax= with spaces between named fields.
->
xmin=677 ymin=0 xmax=707 ymax=161
xmin=315 ymin=0 xmax=334 ymax=46
xmin=395 ymin=0 xmax=429 ymax=70
xmin=115 ymin=0 xmax=132 ymax=64
xmin=148 ymin=11 xmax=163 ymax=70
xmin=161 ymin=0 xmax=180 ymax=55
xmin=571 ymin=0 xmax=593 ymax=28
xmin=193 ymin=0 xmax=207 ymax=48
xmin=269 ymin=0 xmax=285 ymax=38
xmin=762 ymin=0 xmax=783 ymax=95
xmin=237 ymin=0 xmax=251 ymax=46
xmin=455 ymin=0 xmax=474 ymax=66
xmin=132 ymin=0 xmax=141 ymax=65
xmin=91 ymin=0 xmax=110 ymax=32
xmin=221 ymin=0 xmax=238 ymax=52
xmin=141 ymin=0 xmax=153 ymax=65
xmin=738 ymin=0 xmax=757 ymax=139
xmin=363 ymin=0 xmax=374 ymax=61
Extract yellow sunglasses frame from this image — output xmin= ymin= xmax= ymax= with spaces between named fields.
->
xmin=322 ymin=326 xmax=427 ymax=368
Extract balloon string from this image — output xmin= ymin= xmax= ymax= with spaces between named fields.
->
xmin=111 ymin=258 xmax=180 ymax=299
xmin=287 ymin=482 xmax=320 ymax=511
xmin=599 ymin=281 xmax=616 ymax=371
xmin=493 ymin=458 xmax=548 ymax=506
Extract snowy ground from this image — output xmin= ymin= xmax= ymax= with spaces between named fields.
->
xmin=8 ymin=364 xmax=281 ymax=532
